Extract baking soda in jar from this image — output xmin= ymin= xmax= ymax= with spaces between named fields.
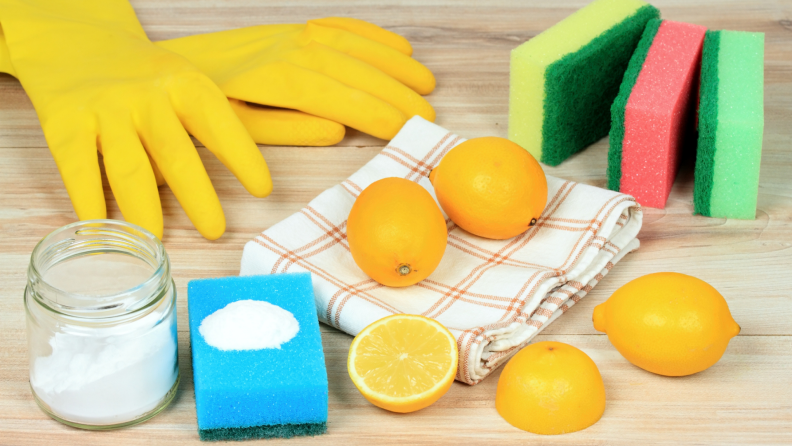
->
xmin=25 ymin=220 xmax=179 ymax=429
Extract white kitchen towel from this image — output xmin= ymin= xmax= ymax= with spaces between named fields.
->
xmin=241 ymin=116 xmax=643 ymax=385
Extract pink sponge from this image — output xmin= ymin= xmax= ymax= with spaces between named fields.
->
xmin=607 ymin=20 xmax=707 ymax=208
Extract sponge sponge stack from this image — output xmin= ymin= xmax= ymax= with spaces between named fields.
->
xmin=509 ymin=0 xmax=659 ymax=166
xmin=694 ymin=30 xmax=765 ymax=219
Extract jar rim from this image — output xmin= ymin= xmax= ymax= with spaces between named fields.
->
xmin=27 ymin=219 xmax=170 ymax=319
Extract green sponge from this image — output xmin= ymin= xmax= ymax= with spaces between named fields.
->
xmin=509 ymin=0 xmax=659 ymax=166
xmin=694 ymin=30 xmax=764 ymax=219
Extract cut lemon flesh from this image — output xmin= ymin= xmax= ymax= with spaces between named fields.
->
xmin=348 ymin=314 xmax=458 ymax=413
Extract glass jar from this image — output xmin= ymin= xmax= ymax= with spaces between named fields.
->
xmin=24 ymin=220 xmax=179 ymax=430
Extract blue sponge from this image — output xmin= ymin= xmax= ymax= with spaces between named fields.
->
xmin=187 ymin=273 xmax=328 ymax=441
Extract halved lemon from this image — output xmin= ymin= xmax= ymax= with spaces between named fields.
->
xmin=347 ymin=314 xmax=458 ymax=413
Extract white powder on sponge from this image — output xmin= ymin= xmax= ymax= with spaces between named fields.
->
xmin=199 ymin=300 xmax=300 ymax=351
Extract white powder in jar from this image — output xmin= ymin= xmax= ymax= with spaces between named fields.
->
xmin=199 ymin=300 xmax=299 ymax=351
xmin=30 ymin=313 xmax=178 ymax=426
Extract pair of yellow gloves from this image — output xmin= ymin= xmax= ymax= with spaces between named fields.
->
xmin=0 ymin=0 xmax=435 ymax=239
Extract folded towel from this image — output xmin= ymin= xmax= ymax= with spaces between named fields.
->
xmin=241 ymin=117 xmax=643 ymax=385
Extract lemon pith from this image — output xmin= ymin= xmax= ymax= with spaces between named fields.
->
xmin=348 ymin=314 xmax=458 ymax=413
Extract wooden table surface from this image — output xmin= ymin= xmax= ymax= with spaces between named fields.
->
xmin=1 ymin=1 xmax=791 ymax=444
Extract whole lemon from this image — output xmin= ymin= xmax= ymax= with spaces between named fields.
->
xmin=429 ymin=137 xmax=547 ymax=240
xmin=593 ymin=272 xmax=740 ymax=376
xmin=347 ymin=177 xmax=447 ymax=287
xmin=496 ymin=341 xmax=606 ymax=435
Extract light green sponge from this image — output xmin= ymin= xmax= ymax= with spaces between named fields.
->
xmin=694 ymin=30 xmax=765 ymax=219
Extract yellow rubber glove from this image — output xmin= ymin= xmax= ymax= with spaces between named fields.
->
xmin=0 ymin=0 xmax=272 ymax=240
xmin=1 ymin=16 xmax=435 ymax=144
xmin=157 ymin=17 xmax=436 ymax=141
xmin=0 ymin=24 xmax=343 ymax=148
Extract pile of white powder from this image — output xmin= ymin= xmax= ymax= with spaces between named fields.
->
xmin=31 ymin=315 xmax=178 ymax=425
xmin=199 ymin=300 xmax=300 ymax=351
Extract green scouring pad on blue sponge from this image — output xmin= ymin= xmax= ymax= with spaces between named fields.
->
xmin=509 ymin=0 xmax=659 ymax=165
xmin=188 ymin=273 xmax=328 ymax=441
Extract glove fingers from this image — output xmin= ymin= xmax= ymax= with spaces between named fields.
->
xmin=168 ymin=75 xmax=273 ymax=199
xmin=289 ymin=42 xmax=435 ymax=122
xmin=307 ymin=17 xmax=413 ymax=56
xmin=156 ymin=24 xmax=303 ymax=58
xmin=154 ymin=24 xmax=303 ymax=83
xmin=98 ymin=116 xmax=163 ymax=239
xmin=95 ymin=136 xmax=165 ymax=187
xmin=137 ymin=97 xmax=226 ymax=240
xmin=303 ymin=23 xmax=435 ymax=95
xmin=228 ymin=99 xmax=345 ymax=146
xmin=224 ymin=62 xmax=406 ymax=140
xmin=147 ymin=152 xmax=166 ymax=186
xmin=42 ymin=117 xmax=106 ymax=221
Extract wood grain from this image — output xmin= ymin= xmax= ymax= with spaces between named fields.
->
xmin=1 ymin=0 xmax=791 ymax=444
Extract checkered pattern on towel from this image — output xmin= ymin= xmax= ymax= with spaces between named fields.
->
xmin=241 ymin=117 xmax=643 ymax=384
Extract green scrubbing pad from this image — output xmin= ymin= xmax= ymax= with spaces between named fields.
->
xmin=199 ymin=422 xmax=328 ymax=442
xmin=694 ymin=31 xmax=721 ymax=216
xmin=509 ymin=0 xmax=660 ymax=166
xmin=694 ymin=30 xmax=764 ymax=219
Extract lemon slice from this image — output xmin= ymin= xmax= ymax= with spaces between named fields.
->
xmin=347 ymin=314 xmax=458 ymax=413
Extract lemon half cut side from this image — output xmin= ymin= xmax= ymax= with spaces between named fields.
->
xmin=347 ymin=314 xmax=458 ymax=413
